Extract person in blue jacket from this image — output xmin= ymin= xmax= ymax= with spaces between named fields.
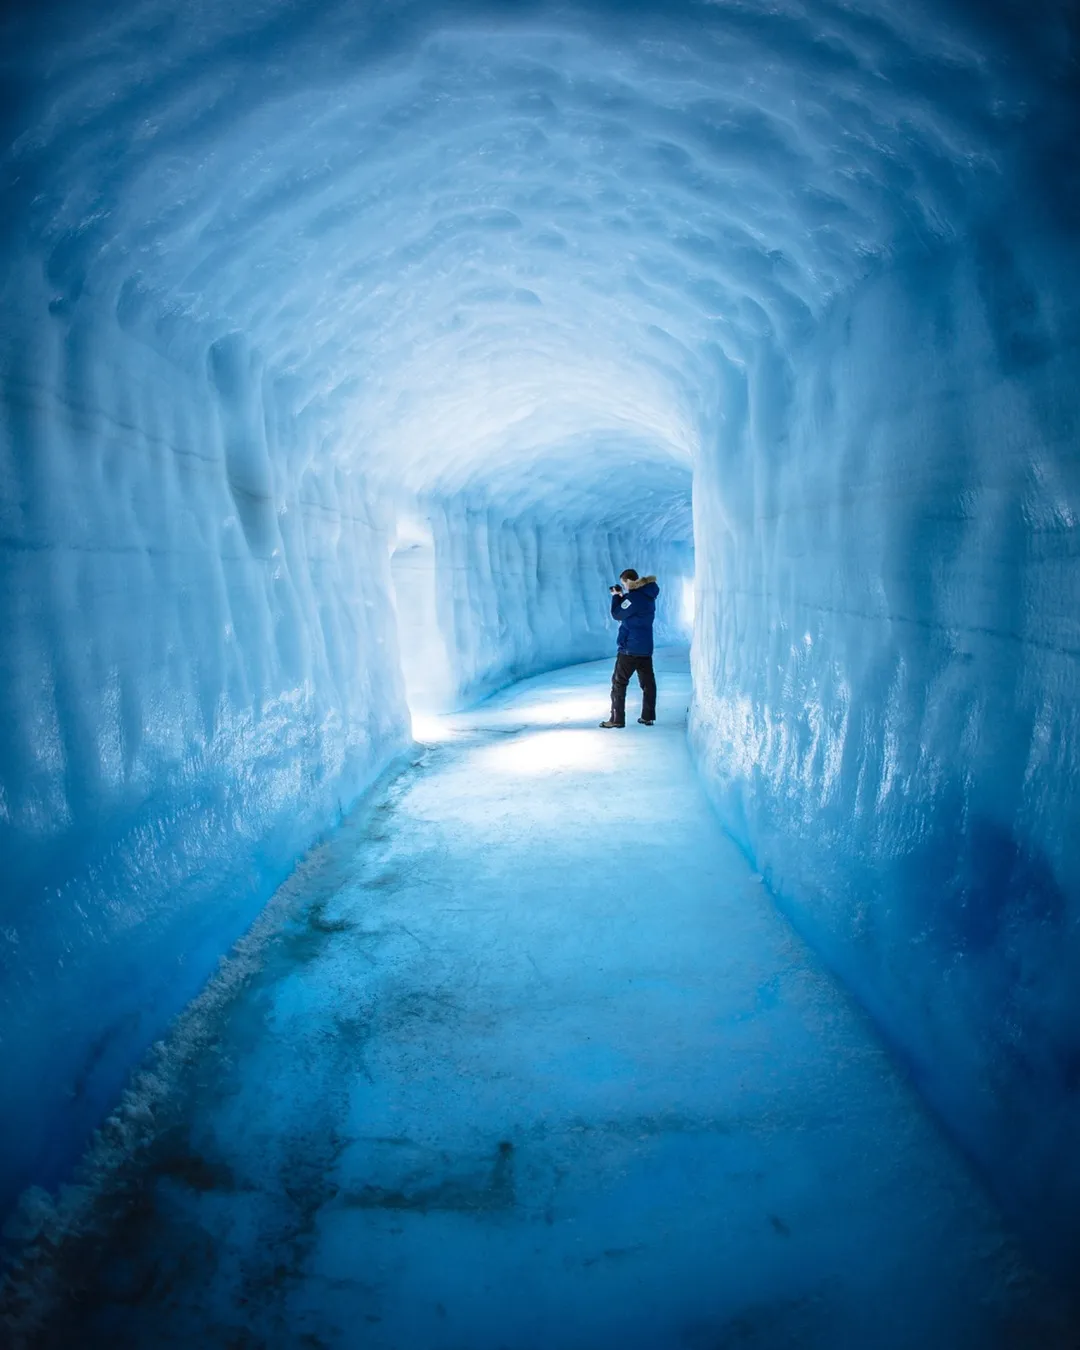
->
xmin=600 ymin=569 xmax=659 ymax=728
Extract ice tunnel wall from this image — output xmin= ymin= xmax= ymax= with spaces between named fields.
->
xmin=690 ymin=213 xmax=1080 ymax=1273
xmin=2 ymin=0 xmax=1079 ymax=1287
xmin=0 ymin=274 xmax=406 ymax=1214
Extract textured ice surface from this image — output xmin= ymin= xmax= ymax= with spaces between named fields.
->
xmin=2 ymin=656 xmax=1075 ymax=1348
xmin=1 ymin=0 xmax=1079 ymax=1291
xmin=689 ymin=237 xmax=1080 ymax=1274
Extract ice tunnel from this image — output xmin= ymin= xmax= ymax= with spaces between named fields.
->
xmin=2 ymin=0 xmax=1079 ymax=1317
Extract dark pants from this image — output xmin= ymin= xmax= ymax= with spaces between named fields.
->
xmin=610 ymin=653 xmax=657 ymax=724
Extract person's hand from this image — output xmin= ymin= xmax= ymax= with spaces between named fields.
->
xmin=610 ymin=585 xmax=623 ymax=595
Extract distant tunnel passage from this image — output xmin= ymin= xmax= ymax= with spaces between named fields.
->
xmin=1 ymin=0 xmax=1079 ymax=1299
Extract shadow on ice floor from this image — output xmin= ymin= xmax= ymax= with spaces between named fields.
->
xmin=3 ymin=650 xmax=1076 ymax=1349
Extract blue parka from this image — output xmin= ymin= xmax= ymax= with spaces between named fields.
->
xmin=611 ymin=576 xmax=660 ymax=655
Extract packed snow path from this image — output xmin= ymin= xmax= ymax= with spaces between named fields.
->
xmin=20 ymin=653 xmax=1070 ymax=1348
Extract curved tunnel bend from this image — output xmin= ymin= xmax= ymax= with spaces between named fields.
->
xmin=1 ymin=0 xmax=1079 ymax=1322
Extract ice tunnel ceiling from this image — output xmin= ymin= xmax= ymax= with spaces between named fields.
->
xmin=4 ymin=0 xmax=1070 ymax=537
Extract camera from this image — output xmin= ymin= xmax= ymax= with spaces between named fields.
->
xmin=610 ymin=584 xmax=623 ymax=595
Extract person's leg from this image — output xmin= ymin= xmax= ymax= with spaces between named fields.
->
xmin=637 ymin=656 xmax=657 ymax=722
xmin=605 ymin=655 xmax=632 ymax=726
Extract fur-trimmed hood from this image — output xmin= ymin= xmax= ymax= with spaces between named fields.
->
xmin=612 ymin=575 xmax=659 ymax=656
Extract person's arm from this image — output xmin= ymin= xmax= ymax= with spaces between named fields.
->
xmin=610 ymin=589 xmax=629 ymax=618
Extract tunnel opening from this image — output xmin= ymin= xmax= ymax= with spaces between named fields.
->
xmin=390 ymin=516 xmax=456 ymax=720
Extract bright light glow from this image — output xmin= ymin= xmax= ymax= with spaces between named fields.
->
xmin=511 ymin=695 xmax=606 ymax=724
xmin=411 ymin=692 xmax=608 ymax=744
xmin=410 ymin=712 xmax=456 ymax=744
xmin=478 ymin=729 xmax=613 ymax=775
xmin=681 ymin=576 xmax=696 ymax=628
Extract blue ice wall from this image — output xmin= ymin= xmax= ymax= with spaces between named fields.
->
xmin=1 ymin=0 xmax=1078 ymax=1285
xmin=0 ymin=275 xmax=413 ymax=1213
xmin=689 ymin=216 xmax=1080 ymax=1273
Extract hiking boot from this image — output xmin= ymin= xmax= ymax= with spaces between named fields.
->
xmin=638 ymin=717 xmax=655 ymax=725
xmin=599 ymin=720 xmax=624 ymax=729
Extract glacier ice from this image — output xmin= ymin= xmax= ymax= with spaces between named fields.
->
xmin=5 ymin=657 xmax=1075 ymax=1346
xmin=1 ymin=0 xmax=1079 ymax=1301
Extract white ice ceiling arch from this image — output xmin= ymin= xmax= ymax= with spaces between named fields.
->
xmin=7 ymin=6 xmax=1038 ymax=529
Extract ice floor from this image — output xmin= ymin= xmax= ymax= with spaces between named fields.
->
xmin=11 ymin=651 xmax=1074 ymax=1348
